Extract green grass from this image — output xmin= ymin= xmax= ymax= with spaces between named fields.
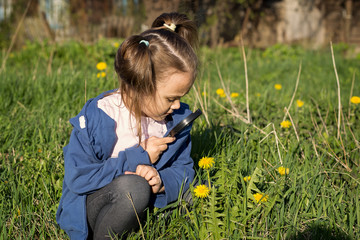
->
xmin=1 ymin=39 xmax=359 ymax=239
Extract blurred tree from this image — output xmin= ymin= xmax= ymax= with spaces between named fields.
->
xmin=191 ymin=0 xmax=267 ymax=47
xmin=69 ymin=0 xmax=145 ymax=40
xmin=0 ymin=0 xmax=39 ymax=48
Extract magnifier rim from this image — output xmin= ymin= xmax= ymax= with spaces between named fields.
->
xmin=168 ymin=109 xmax=202 ymax=137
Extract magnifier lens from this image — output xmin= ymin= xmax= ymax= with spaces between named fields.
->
xmin=166 ymin=109 xmax=202 ymax=137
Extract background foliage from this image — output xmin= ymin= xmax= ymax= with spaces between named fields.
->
xmin=0 ymin=39 xmax=359 ymax=239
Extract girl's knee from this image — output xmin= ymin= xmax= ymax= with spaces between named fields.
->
xmin=115 ymin=174 xmax=149 ymax=192
xmin=112 ymin=174 xmax=151 ymax=206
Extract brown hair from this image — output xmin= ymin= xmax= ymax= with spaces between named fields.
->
xmin=114 ymin=12 xmax=198 ymax=143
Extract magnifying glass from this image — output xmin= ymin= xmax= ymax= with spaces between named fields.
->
xmin=165 ymin=109 xmax=202 ymax=137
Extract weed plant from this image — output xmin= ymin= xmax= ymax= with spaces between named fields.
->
xmin=0 ymin=39 xmax=359 ymax=239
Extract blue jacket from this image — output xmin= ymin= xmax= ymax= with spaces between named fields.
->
xmin=56 ymin=90 xmax=195 ymax=239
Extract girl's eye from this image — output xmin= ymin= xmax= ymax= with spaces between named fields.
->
xmin=167 ymin=98 xmax=176 ymax=103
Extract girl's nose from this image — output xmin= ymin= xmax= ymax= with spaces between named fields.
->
xmin=171 ymin=100 xmax=181 ymax=110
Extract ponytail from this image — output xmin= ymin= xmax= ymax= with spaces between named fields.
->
xmin=151 ymin=12 xmax=199 ymax=50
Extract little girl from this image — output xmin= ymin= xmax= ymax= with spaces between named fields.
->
xmin=56 ymin=12 xmax=199 ymax=239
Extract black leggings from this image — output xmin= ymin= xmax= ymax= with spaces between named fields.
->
xmin=86 ymin=174 xmax=151 ymax=240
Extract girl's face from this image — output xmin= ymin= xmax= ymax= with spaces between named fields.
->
xmin=142 ymin=71 xmax=193 ymax=121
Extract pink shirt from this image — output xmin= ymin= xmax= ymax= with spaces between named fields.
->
xmin=98 ymin=94 xmax=167 ymax=158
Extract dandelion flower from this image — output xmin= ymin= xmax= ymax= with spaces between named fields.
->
xmin=202 ymin=91 xmax=206 ymax=96
xmin=96 ymin=62 xmax=107 ymax=71
xmin=216 ymin=88 xmax=224 ymax=95
xmin=280 ymin=120 xmax=291 ymax=129
xmin=350 ymin=96 xmax=360 ymax=104
xmin=243 ymin=176 xmax=251 ymax=182
xmin=253 ymin=193 xmax=268 ymax=203
xmin=277 ymin=166 xmax=289 ymax=176
xmin=198 ymin=157 xmax=215 ymax=169
xmin=230 ymin=92 xmax=239 ymax=98
xmin=38 ymin=149 xmax=42 ymax=153
xmin=296 ymin=100 xmax=304 ymax=107
xmin=113 ymin=42 xmax=120 ymax=48
xmin=274 ymin=84 xmax=282 ymax=90
xmin=256 ymin=93 xmax=261 ymax=97
xmin=216 ymin=88 xmax=226 ymax=97
xmin=97 ymin=72 xmax=106 ymax=78
xmin=194 ymin=184 xmax=210 ymax=198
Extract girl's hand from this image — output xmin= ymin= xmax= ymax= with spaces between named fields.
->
xmin=140 ymin=136 xmax=175 ymax=164
xmin=125 ymin=165 xmax=164 ymax=193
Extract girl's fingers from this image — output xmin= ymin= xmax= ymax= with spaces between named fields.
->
xmin=135 ymin=165 xmax=157 ymax=179
xmin=161 ymin=137 xmax=176 ymax=144
xmin=159 ymin=144 xmax=168 ymax=152
xmin=135 ymin=165 xmax=161 ymax=186
xmin=135 ymin=165 xmax=148 ymax=177
xmin=152 ymin=136 xmax=175 ymax=145
xmin=148 ymin=177 xmax=160 ymax=186
xmin=144 ymin=170 xmax=156 ymax=181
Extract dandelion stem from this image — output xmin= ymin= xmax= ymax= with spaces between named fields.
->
xmin=272 ymin=123 xmax=283 ymax=164
xmin=284 ymin=107 xmax=299 ymax=142
xmin=241 ymin=37 xmax=251 ymax=123
xmin=348 ymin=70 xmax=356 ymax=119
xmin=192 ymin=85 xmax=210 ymax=126
xmin=330 ymin=42 xmax=342 ymax=139
xmin=207 ymin=170 xmax=211 ymax=189
xmin=283 ymin=61 xmax=301 ymax=122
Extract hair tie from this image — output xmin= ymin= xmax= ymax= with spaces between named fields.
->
xmin=163 ymin=23 xmax=176 ymax=31
xmin=139 ymin=40 xmax=149 ymax=47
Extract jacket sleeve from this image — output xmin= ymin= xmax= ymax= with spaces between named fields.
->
xmin=63 ymin=127 xmax=150 ymax=195
xmin=155 ymin=134 xmax=195 ymax=208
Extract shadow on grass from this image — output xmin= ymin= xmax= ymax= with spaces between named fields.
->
xmin=190 ymin=123 xmax=243 ymax=165
xmin=190 ymin=124 xmax=226 ymax=163
xmin=287 ymin=222 xmax=352 ymax=240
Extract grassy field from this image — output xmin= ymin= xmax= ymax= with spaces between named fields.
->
xmin=0 ymin=39 xmax=359 ymax=239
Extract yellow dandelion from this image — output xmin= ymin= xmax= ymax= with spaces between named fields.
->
xmin=277 ymin=166 xmax=289 ymax=176
xmin=96 ymin=62 xmax=107 ymax=71
xmin=198 ymin=157 xmax=215 ymax=170
xmin=97 ymin=72 xmax=106 ymax=78
xmin=194 ymin=184 xmax=210 ymax=198
xmin=274 ymin=84 xmax=282 ymax=90
xmin=230 ymin=92 xmax=239 ymax=98
xmin=38 ymin=149 xmax=42 ymax=153
xmin=296 ymin=100 xmax=304 ymax=107
xmin=202 ymin=91 xmax=206 ymax=96
xmin=256 ymin=93 xmax=261 ymax=97
xmin=280 ymin=120 xmax=291 ymax=129
xmin=253 ymin=193 xmax=268 ymax=203
xmin=350 ymin=96 xmax=360 ymax=104
xmin=216 ymin=88 xmax=225 ymax=96
xmin=243 ymin=176 xmax=251 ymax=182
xmin=113 ymin=42 xmax=120 ymax=48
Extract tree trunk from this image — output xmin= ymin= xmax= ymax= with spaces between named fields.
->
xmin=344 ymin=0 xmax=352 ymax=43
